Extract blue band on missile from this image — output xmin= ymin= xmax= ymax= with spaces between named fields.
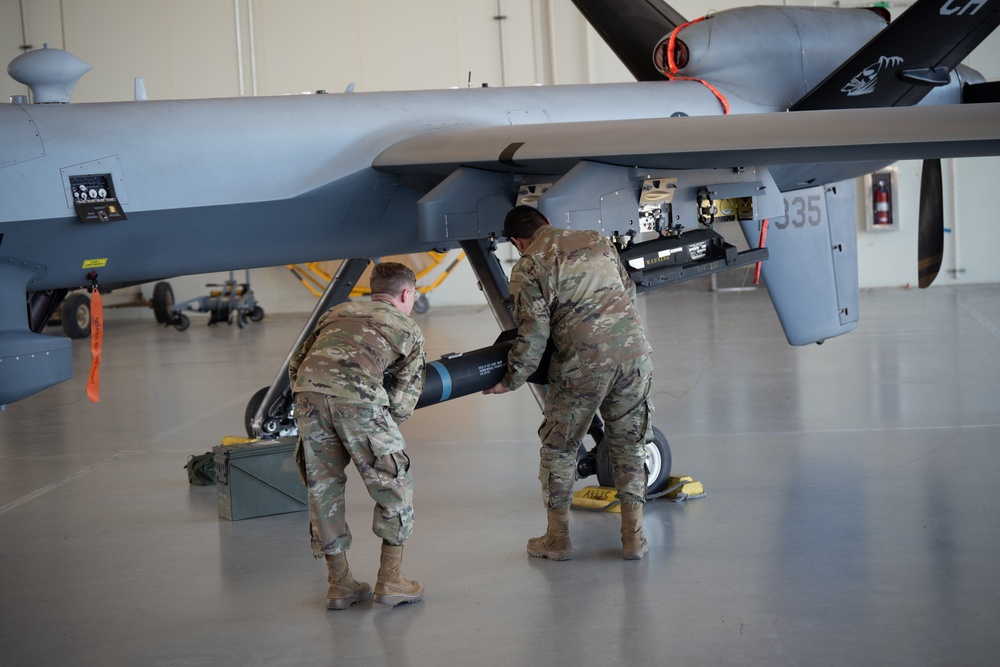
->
xmin=428 ymin=361 xmax=452 ymax=401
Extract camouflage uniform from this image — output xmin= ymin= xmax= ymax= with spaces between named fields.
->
xmin=290 ymin=300 xmax=424 ymax=558
xmin=503 ymin=225 xmax=654 ymax=509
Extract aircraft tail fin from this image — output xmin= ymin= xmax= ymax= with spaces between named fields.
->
xmin=569 ymin=0 xmax=685 ymax=82
xmin=791 ymin=0 xmax=1000 ymax=111
xmin=739 ymin=181 xmax=859 ymax=346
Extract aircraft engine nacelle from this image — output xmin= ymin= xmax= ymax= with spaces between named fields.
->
xmin=654 ymin=6 xmax=890 ymax=108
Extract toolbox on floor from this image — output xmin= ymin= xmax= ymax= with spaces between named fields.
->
xmin=214 ymin=438 xmax=308 ymax=521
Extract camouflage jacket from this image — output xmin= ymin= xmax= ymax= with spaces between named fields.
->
xmin=503 ymin=225 xmax=652 ymax=391
xmin=289 ymin=300 xmax=425 ymax=423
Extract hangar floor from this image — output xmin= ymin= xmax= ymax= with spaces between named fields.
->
xmin=1 ymin=283 xmax=998 ymax=666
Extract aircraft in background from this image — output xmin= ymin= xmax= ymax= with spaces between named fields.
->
xmin=2 ymin=0 xmax=999 ymax=491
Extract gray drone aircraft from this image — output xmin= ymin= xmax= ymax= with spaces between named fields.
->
xmin=2 ymin=0 xmax=1000 ymax=491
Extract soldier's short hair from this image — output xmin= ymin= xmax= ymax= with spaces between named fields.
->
xmin=370 ymin=262 xmax=416 ymax=297
xmin=503 ymin=205 xmax=548 ymax=241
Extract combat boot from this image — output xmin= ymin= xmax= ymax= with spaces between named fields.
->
xmin=373 ymin=543 xmax=423 ymax=606
xmin=325 ymin=552 xmax=372 ymax=610
xmin=621 ymin=503 xmax=648 ymax=560
xmin=527 ymin=506 xmax=572 ymax=560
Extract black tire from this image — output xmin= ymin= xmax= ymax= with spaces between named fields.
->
xmin=173 ymin=314 xmax=190 ymax=331
xmin=643 ymin=426 xmax=672 ymax=495
xmin=245 ymin=386 xmax=269 ymax=437
xmin=61 ymin=293 xmax=91 ymax=339
xmin=249 ymin=305 xmax=265 ymax=322
xmin=595 ymin=426 xmax=672 ymax=496
xmin=245 ymin=386 xmax=295 ymax=438
xmin=595 ymin=439 xmax=612 ymax=488
xmin=413 ymin=294 xmax=430 ymax=315
xmin=152 ymin=282 xmax=174 ymax=324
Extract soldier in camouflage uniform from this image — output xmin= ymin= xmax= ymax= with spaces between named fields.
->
xmin=484 ymin=205 xmax=654 ymax=561
xmin=290 ymin=262 xmax=426 ymax=608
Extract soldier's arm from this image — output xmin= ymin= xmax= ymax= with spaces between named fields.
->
xmin=288 ymin=329 xmax=318 ymax=385
xmin=611 ymin=238 xmax=638 ymax=305
xmin=386 ymin=331 xmax=425 ymax=423
xmin=503 ymin=262 xmax=550 ymax=391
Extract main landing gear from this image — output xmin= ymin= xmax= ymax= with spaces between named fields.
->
xmin=578 ymin=422 xmax=672 ymax=495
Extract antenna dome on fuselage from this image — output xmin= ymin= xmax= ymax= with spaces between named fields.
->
xmin=7 ymin=44 xmax=92 ymax=104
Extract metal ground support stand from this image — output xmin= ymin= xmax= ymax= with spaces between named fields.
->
xmin=245 ymin=258 xmax=371 ymax=439
xmin=162 ymin=269 xmax=265 ymax=331
xmin=287 ymin=249 xmax=465 ymax=314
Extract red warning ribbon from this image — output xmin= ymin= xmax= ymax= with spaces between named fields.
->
xmin=658 ymin=16 xmax=731 ymax=115
xmin=87 ymin=289 xmax=104 ymax=402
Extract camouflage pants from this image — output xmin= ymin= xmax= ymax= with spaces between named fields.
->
xmin=293 ymin=392 xmax=414 ymax=558
xmin=538 ymin=354 xmax=653 ymax=509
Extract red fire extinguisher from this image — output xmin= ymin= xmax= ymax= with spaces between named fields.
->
xmin=874 ymin=180 xmax=890 ymax=225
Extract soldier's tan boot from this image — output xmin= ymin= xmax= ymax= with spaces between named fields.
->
xmin=325 ymin=552 xmax=372 ymax=610
xmin=621 ymin=503 xmax=648 ymax=560
xmin=373 ymin=543 xmax=423 ymax=606
xmin=527 ymin=506 xmax=572 ymax=560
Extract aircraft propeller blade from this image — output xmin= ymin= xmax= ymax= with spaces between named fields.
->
xmin=917 ymin=158 xmax=944 ymax=288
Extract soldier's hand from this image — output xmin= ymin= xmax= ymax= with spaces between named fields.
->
xmin=483 ymin=381 xmax=511 ymax=395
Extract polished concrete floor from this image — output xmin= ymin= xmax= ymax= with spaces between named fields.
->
xmin=1 ymin=283 xmax=998 ymax=666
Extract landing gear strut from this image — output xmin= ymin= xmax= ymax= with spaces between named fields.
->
xmin=245 ymin=258 xmax=371 ymax=439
